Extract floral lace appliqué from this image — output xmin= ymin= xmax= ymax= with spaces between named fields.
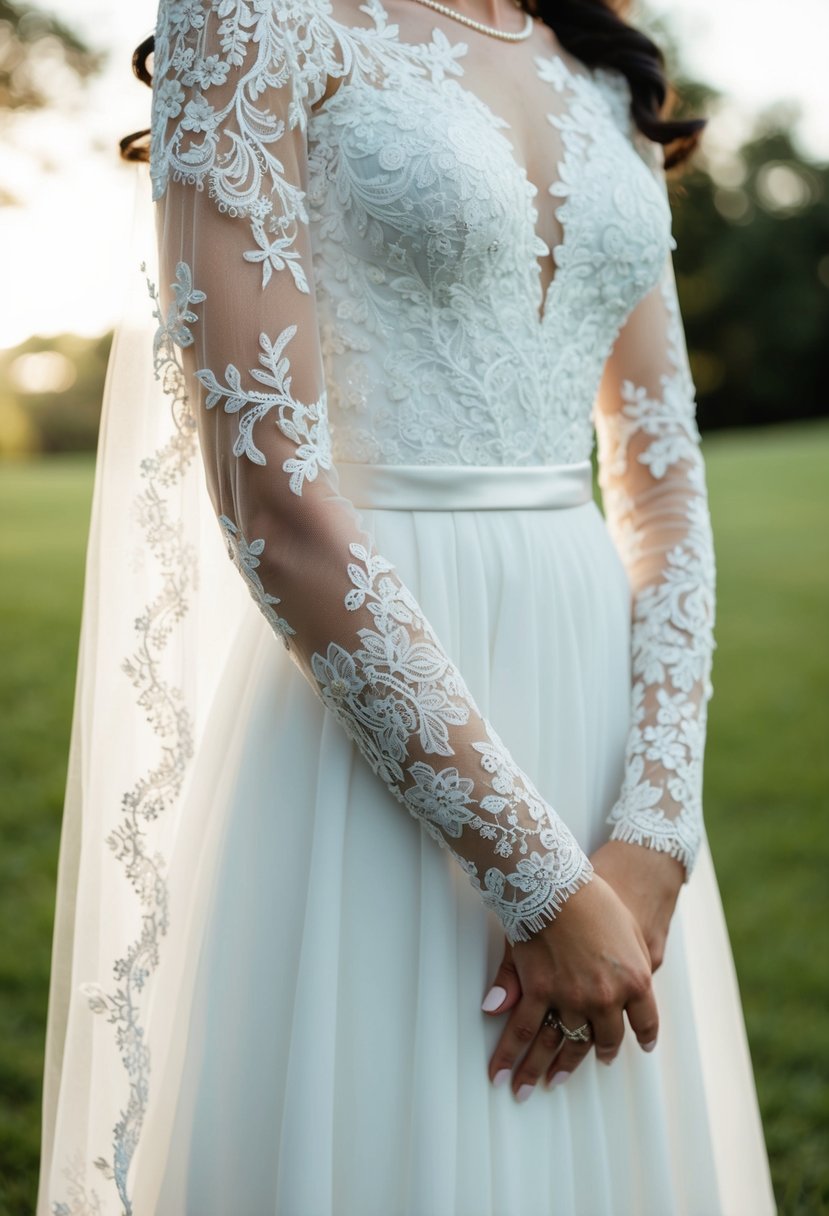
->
xmin=598 ymin=260 xmax=716 ymax=871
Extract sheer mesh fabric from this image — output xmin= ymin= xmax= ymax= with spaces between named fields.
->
xmin=594 ymin=245 xmax=716 ymax=870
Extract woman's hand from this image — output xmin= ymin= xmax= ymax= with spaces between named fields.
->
xmin=481 ymin=874 xmax=658 ymax=1100
xmin=589 ymin=839 xmax=685 ymax=972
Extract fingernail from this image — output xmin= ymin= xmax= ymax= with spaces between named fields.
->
xmin=493 ymin=1068 xmax=511 ymax=1088
xmin=549 ymin=1070 xmax=570 ymax=1088
xmin=642 ymin=1040 xmax=658 ymax=1053
xmin=481 ymin=985 xmax=507 ymax=1013
xmin=516 ymin=1083 xmax=534 ymax=1103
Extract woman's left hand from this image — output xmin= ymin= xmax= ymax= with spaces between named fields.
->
xmin=481 ymin=839 xmax=685 ymax=1035
xmin=586 ymin=839 xmax=685 ymax=971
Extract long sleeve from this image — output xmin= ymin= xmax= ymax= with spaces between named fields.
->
xmin=593 ymin=146 xmax=717 ymax=876
xmin=147 ymin=0 xmax=593 ymax=943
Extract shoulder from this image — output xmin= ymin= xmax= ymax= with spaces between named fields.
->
xmin=589 ymin=64 xmax=666 ymax=177
xmin=151 ymin=0 xmax=342 ymax=201
xmin=153 ymin=0 xmax=340 ymax=117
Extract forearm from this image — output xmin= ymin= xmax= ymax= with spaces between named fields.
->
xmin=595 ymin=251 xmax=717 ymax=879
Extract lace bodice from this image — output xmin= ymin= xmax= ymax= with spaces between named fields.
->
xmin=149 ymin=0 xmax=716 ymax=943
xmin=305 ymin=47 xmax=672 ymax=466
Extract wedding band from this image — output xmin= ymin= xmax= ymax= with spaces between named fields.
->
xmin=542 ymin=1007 xmax=592 ymax=1041
xmin=559 ymin=1019 xmax=592 ymax=1042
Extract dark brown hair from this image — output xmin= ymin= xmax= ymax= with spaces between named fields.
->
xmin=120 ymin=0 xmax=705 ymax=169
xmin=119 ymin=34 xmax=154 ymax=162
xmin=525 ymin=0 xmax=705 ymax=168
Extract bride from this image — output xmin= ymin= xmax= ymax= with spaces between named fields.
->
xmin=37 ymin=0 xmax=777 ymax=1212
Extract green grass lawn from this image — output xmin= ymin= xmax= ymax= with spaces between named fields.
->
xmin=1 ymin=423 xmax=828 ymax=1215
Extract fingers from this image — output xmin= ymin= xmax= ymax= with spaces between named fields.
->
xmin=481 ymin=940 xmax=521 ymax=1016
xmin=537 ymin=1008 xmax=594 ymax=1087
xmin=589 ymin=1006 xmax=626 ymax=1066
xmin=645 ymin=928 xmax=667 ymax=973
xmin=506 ymin=1007 xmax=567 ymax=1099
xmin=625 ymin=982 xmax=660 ymax=1052
xmin=543 ymin=1005 xmax=623 ymax=1088
xmin=488 ymin=991 xmax=554 ymax=1098
xmin=488 ymin=991 xmax=659 ymax=1099
xmin=485 ymin=890 xmax=663 ymax=1099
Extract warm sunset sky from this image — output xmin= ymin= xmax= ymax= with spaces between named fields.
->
xmin=1 ymin=0 xmax=826 ymax=349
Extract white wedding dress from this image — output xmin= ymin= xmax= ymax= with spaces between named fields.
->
xmin=37 ymin=1 xmax=777 ymax=1213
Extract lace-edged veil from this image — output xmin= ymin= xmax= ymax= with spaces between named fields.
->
xmin=38 ymin=164 xmax=264 ymax=1211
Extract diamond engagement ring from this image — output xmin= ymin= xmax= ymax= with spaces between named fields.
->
xmin=543 ymin=1008 xmax=592 ymax=1041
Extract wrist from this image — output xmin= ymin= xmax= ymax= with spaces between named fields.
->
xmin=590 ymin=839 xmax=683 ymax=972
xmin=591 ymin=838 xmax=685 ymax=898
xmin=496 ymin=845 xmax=595 ymax=945
xmin=605 ymin=769 xmax=703 ymax=877
xmin=606 ymin=811 xmax=698 ymax=880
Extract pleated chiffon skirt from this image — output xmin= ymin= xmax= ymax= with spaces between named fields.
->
xmin=141 ymin=495 xmax=776 ymax=1216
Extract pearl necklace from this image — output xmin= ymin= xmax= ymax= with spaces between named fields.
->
xmin=408 ymin=0 xmax=533 ymax=42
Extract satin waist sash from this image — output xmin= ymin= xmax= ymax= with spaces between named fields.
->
xmin=336 ymin=460 xmax=594 ymax=512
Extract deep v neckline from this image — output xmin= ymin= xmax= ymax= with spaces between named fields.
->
xmin=320 ymin=0 xmax=622 ymax=328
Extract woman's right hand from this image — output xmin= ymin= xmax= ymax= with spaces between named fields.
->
xmin=484 ymin=874 xmax=659 ymax=1100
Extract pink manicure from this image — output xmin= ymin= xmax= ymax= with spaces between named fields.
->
xmin=481 ymin=985 xmax=507 ymax=1012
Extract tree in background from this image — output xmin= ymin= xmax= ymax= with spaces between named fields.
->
xmin=0 ymin=2 xmax=106 ymax=452
xmin=0 ymin=0 xmax=101 ymax=115
xmin=675 ymin=120 xmax=829 ymax=431
xmin=642 ymin=5 xmax=829 ymax=432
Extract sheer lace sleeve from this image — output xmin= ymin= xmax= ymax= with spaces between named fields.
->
xmin=148 ymin=0 xmax=593 ymax=943
xmin=593 ymin=144 xmax=717 ymax=877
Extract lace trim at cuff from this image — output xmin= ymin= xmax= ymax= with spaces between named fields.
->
xmin=482 ymin=846 xmax=595 ymax=944
xmin=607 ymin=795 xmax=702 ymax=877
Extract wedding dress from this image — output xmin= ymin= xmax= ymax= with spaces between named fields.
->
xmin=37 ymin=1 xmax=777 ymax=1212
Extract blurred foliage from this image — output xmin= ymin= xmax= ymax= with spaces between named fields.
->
xmin=0 ymin=2 xmax=104 ymax=206
xmin=646 ymin=4 xmax=829 ymax=432
xmin=671 ymin=126 xmax=829 ymax=432
xmin=0 ymin=1 xmax=102 ymax=114
xmin=0 ymin=333 xmax=112 ymax=456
